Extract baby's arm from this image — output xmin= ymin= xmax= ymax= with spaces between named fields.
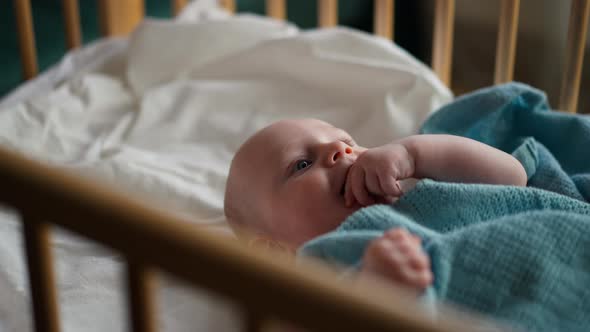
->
xmin=398 ymin=134 xmax=527 ymax=187
xmin=345 ymin=134 xmax=527 ymax=206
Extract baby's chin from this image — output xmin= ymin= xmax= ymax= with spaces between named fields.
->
xmin=288 ymin=202 xmax=373 ymax=247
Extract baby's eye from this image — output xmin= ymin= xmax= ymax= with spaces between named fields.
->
xmin=294 ymin=159 xmax=312 ymax=172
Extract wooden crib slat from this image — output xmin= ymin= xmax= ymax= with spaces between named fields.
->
xmin=61 ymin=0 xmax=81 ymax=49
xmin=494 ymin=0 xmax=520 ymax=84
xmin=431 ymin=0 xmax=455 ymax=88
xmin=266 ymin=0 xmax=286 ymax=20
xmin=98 ymin=0 xmax=144 ymax=37
xmin=559 ymin=0 xmax=590 ymax=113
xmin=14 ymin=0 xmax=38 ymax=80
xmin=127 ymin=262 xmax=157 ymax=332
xmin=373 ymin=0 xmax=394 ymax=40
xmin=172 ymin=0 xmax=188 ymax=16
xmin=245 ymin=311 xmax=265 ymax=332
xmin=220 ymin=0 xmax=236 ymax=13
xmin=318 ymin=0 xmax=338 ymax=28
xmin=22 ymin=216 xmax=60 ymax=332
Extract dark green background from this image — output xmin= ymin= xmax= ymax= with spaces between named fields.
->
xmin=1 ymin=0 xmax=423 ymax=99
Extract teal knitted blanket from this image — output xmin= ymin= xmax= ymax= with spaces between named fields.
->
xmin=300 ymin=83 xmax=590 ymax=331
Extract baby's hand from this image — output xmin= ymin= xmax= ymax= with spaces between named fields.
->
xmin=360 ymin=228 xmax=432 ymax=292
xmin=345 ymin=143 xmax=414 ymax=207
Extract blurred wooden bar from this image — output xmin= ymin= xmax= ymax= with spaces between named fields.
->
xmin=127 ymin=262 xmax=157 ymax=332
xmin=14 ymin=0 xmax=38 ymax=80
xmin=220 ymin=0 xmax=236 ymax=13
xmin=98 ymin=0 xmax=144 ymax=37
xmin=559 ymin=0 xmax=589 ymax=113
xmin=62 ymin=0 xmax=81 ymax=49
xmin=318 ymin=0 xmax=338 ymax=27
xmin=22 ymin=216 xmax=60 ymax=332
xmin=374 ymin=0 xmax=394 ymax=40
xmin=494 ymin=0 xmax=520 ymax=84
xmin=245 ymin=310 xmax=266 ymax=332
xmin=172 ymin=0 xmax=188 ymax=16
xmin=266 ymin=0 xmax=286 ymax=20
xmin=432 ymin=0 xmax=455 ymax=87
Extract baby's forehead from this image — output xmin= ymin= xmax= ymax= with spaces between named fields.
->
xmin=273 ymin=119 xmax=339 ymax=139
xmin=238 ymin=118 xmax=346 ymax=162
xmin=271 ymin=118 xmax=333 ymax=133
xmin=236 ymin=120 xmax=317 ymax=165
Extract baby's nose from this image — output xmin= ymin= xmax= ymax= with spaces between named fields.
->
xmin=326 ymin=142 xmax=353 ymax=166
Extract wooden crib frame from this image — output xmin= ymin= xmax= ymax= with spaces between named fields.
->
xmin=7 ymin=0 xmax=590 ymax=332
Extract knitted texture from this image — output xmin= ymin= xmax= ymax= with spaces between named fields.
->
xmin=300 ymin=83 xmax=590 ymax=331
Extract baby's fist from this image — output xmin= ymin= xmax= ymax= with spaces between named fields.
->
xmin=360 ymin=228 xmax=432 ymax=292
xmin=345 ymin=143 xmax=414 ymax=206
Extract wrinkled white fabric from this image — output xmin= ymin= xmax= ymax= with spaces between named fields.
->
xmin=0 ymin=1 xmax=452 ymax=331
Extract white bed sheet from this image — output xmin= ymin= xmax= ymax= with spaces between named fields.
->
xmin=0 ymin=1 xmax=452 ymax=331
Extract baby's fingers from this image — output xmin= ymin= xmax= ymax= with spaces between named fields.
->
xmin=378 ymin=173 xmax=403 ymax=197
xmin=365 ymin=170 xmax=384 ymax=197
xmin=402 ymin=266 xmax=433 ymax=290
xmin=346 ymin=166 xmax=374 ymax=207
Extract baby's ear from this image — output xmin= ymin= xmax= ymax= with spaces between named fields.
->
xmin=248 ymin=237 xmax=295 ymax=257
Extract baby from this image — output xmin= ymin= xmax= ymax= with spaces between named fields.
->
xmin=224 ymin=118 xmax=527 ymax=291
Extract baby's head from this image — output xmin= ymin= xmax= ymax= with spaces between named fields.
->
xmin=224 ymin=118 xmax=366 ymax=250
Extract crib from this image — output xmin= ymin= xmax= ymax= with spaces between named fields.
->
xmin=4 ymin=0 xmax=590 ymax=331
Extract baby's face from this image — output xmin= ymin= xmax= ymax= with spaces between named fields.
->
xmin=232 ymin=119 xmax=366 ymax=248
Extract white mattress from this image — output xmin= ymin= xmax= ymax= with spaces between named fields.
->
xmin=0 ymin=1 xmax=452 ymax=331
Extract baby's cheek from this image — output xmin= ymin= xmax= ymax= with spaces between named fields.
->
xmin=295 ymin=172 xmax=343 ymax=225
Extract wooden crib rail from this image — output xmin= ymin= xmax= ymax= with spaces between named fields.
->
xmin=318 ymin=0 xmax=338 ymax=28
xmin=494 ymin=0 xmax=520 ymax=84
xmin=22 ymin=216 xmax=60 ymax=332
xmin=127 ymin=262 xmax=157 ymax=332
xmin=98 ymin=0 xmax=145 ymax=37
xmin=62 ymin=0 xmax=82 ymax=49
xmin=374 ymin=0 xmax=394 ymax=40
xmin=431 ymin=0 xmax=455 ymax=89
xmin=14 ymin=0 xmax=38 ymax=79
xmin=172 ymin=0 xmax=189 ymax=16
xmin=266 ymin=0 xmax=286 ymax=21
xmin=0 ymin=147 xmax=501 ymax=332
xmin=559 ymin=0 xmax=590 ymax=113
